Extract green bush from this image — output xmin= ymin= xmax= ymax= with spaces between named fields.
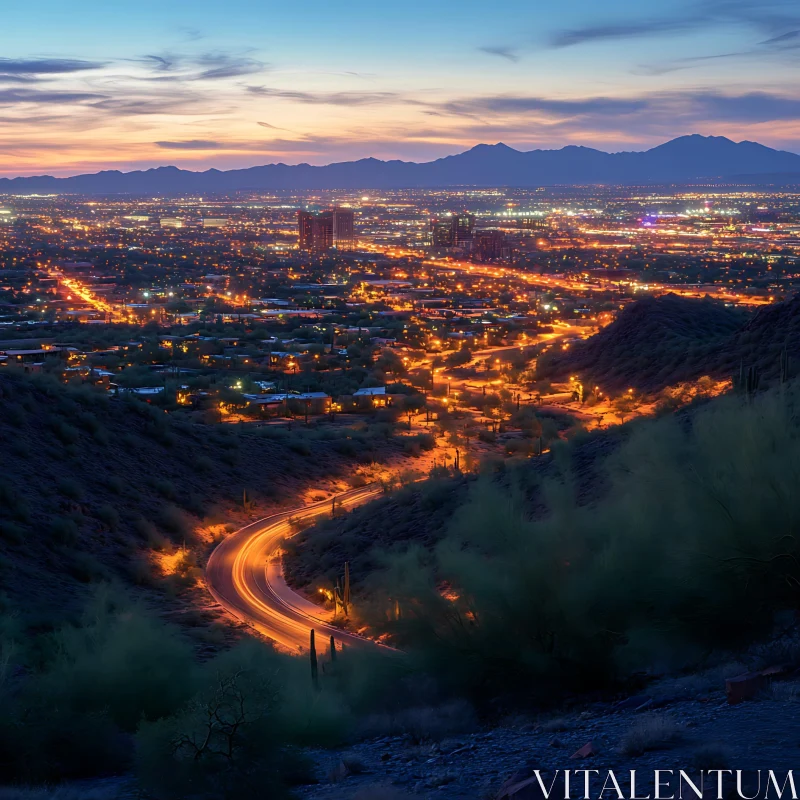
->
xmin=364 ymin=386 xmax=800 ymax=701
xmin=95 ymin=504 xmax=120 ymax=531
xmin=57 ymin=478 xmax=85 ymax=502
xmin=47 ymin=516 xmax=80 ymax=546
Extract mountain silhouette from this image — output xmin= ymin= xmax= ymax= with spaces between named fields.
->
xmin=2 ymin=135 xmax=800 ymax=194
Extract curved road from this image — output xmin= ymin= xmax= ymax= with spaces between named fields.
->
xmin=206 ymin=484 xmax=388 ymax=652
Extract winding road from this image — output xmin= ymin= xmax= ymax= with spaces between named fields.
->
xmin=206 ymin=484 xmax=387 ymax=652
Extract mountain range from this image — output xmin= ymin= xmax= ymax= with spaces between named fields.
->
xmin=3 ymin=135 xmax=800 ymax=194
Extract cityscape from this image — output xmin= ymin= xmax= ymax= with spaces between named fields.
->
xmin=4 ymin=2 xmax=800 ymax=799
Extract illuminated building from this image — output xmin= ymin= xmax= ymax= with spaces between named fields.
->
xmin=475 ymin=229 xmax=511 ymax=262
xmin=203 ymin=218 xmax=228 ymax=228
xmin=297 ymin=208 xmax=355 ymax=251
xmin=429 ymin=212 xmax=475 ymax=249
xmin=160 ymin=218 xmax=184 ymax=229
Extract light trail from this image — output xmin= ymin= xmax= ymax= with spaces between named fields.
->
xmin=206 ymin=484 xmax=393 ymax=653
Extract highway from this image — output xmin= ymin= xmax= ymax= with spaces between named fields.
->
xmin=206 ymin=484 xmax=388 ymax=652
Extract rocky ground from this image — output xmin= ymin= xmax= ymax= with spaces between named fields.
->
xmin=297 ymin=664 xmax=800 ymax=800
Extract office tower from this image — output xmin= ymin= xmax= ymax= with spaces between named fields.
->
xmin=298 ymin=208 xmax=355 ymax=251
xmin=298 ymin=211 xmax=315 ymax=250
xmin=332 ymin=207 xmax=355 ymax=250
xmin=429 ymin=212 xmax=475 ymax=249
xmin=453 ymin=212 xmax=475 ymax=249
xmin=475 ymin=229 xmax=510 ymax=262
xmin=430 ymin=217 xmax=455 ymax=247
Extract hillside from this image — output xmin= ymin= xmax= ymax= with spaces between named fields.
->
xmin=284 ymin=427 xmax=624 ymax=596
xmin=0 ymin=370 xmax=398 ymax=617
xmin=711 ymin=294 xmax=800 ymax=380
xmin=540 ymin=293 xmax=749 ymax=393
xmin=2 ymin=135 xmax=800 ymax=193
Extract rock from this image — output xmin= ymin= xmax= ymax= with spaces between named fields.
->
xmin=548 ymin=737 xmax=562 ymax=748
xmin=726 ymin=672 xmax=763 ymax=704
xmin=569 ymin=741 xmax=597 ymax=759
xmin=614 ymin=694 xmax=652 ymax=711
xmin=328 ymin=761 xmax=351 ymax=782
xmin=496 ymin=775 xmax=551 ymax=800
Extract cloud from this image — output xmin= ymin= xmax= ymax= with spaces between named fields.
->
xmin=194 ymin=53 xmax=265 ymax=80
xmin=257 ymin=120 xmax=296 ymax=133
xmin=478 ymin=46 xmax=520 ymax=62
xmin=155 ymin=139 xmax=222 ymax=150
xmin=0 ymin=58 xmax=105 ymax=75
xmin=134 ymin=51 xmax=267 ymax=81
xmin=0 ymin=88 xmax=105 ymax=105
xmin=551 ymin=18 xmax=700 ymax=49
xmin=440 ymin=95 xmax=650 ymax=117
xmin=247 ymin=86 xmax=399 ymax=105
xmin=548 ymin=0 xmax=800 ymax=49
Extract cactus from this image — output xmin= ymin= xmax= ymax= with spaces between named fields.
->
xmin=781 ymin=348 xmax=790 ymax=385
xmin=309 ymin=629 xmax=319 ymax=690
xmin=734 ymin=362 xmax=761 ymax=398
xmin=343 ymin=562 xmax=351 ymax=615
xmin=329 ymin=634 xmax=337 ymax=663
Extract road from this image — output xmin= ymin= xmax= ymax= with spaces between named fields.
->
xmin=206 ymin=484 xmax=388 ymax=653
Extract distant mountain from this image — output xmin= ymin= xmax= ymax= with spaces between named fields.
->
xmin=3 ymin=135 xmax=800 ymax=194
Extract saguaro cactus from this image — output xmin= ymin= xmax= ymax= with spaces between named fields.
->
xmin=330 ymin=634 xmax=337 ymax=663
xmin=343 ymin=562 xmax=351 ymax=615
xmin=309 ymin=629 xmax=319 ymax=690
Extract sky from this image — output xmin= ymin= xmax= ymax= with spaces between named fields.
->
xmin=2 ymin=0 xmax=800 ymax=176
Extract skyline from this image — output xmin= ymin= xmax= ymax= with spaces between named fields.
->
xmin=3 ymin=0 xmax=800 ymax=176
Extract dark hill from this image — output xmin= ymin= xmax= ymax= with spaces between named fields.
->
xmin=0 ymin=371 xmax=395 ymax=616
xmin=711 ymin=294 xmax=800 ymax=381
xmin=541 ymin=294 xmax=749 ymax=393
xmin=2 ymin=135 xmax=800 ymax=193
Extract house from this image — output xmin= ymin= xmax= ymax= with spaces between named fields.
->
xmin=243 ymin=392 xmax=331 ymax=416
xmin=352 ymin=386 xmax=390 ymax=409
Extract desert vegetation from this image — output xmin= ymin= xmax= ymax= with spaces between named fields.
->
xmin=290 ymin=382 xmax=800 ymax=708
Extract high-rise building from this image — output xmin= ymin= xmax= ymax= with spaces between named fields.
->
xmin=430 ymin=217 xmax=455 ymax=247
xmin=475 ymin=229 xmax=511 ymax=262
xmin=453 ymin=213 xmax=475 ymax=249
xmin=331 ymin=207 xmax=355 ymax=250
xmin=298 ymin=208 xmax=355 ymax=251
xmin=429 ymin=212 xmax=475 ymax=249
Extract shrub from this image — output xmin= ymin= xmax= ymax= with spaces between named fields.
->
xmin=158 ymin=505 xmax=192 ymax=540
xmin=51 ymin=420 xmax=80 ymax=445
xmin=35 ymin=588 xmax=196 ymax=732
xmin=105 ymin=475 xmax=125 ymax=494
xmin=47 ymin=516 xmax=79 ymax=546
xmin=136 ymin=642 xmax=322 ymax=800
xmin=363 ymin=386 xmax=800 ymax=701
xmin=57 ymin=478 xmax=84 ymax=502
xmin=95 ymin=504 xmax=119 ymax=531
xmin=620 ymin=714 xmax=682 ymax=756
xmin=0 ymin=520 xmax=24 ymax=544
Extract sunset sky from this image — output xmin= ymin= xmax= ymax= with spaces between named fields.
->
xmin=2 ymin=0 xmax=800 ymax=176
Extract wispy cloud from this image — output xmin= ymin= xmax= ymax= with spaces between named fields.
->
xmin=247 ymin=86 xmax=399 ymax=105
xmin=0 ymin=58 xmax=105 ymax=75
xmin=548 ymin=0 xmax=800 ymax=50
xmin=0 ymin=88 xmax=105 ymax=105
xmin=155 ymin=139 xmax=222 ymax=149
xmin=478 ymin=46 xmax=520 ymax=62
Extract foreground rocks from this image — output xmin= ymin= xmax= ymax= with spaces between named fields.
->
xmin=298 ymin=672 xmax=800 ymax=800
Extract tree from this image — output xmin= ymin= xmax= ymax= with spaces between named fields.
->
xmin=612 ymin=393 xmax=640 ymax=424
